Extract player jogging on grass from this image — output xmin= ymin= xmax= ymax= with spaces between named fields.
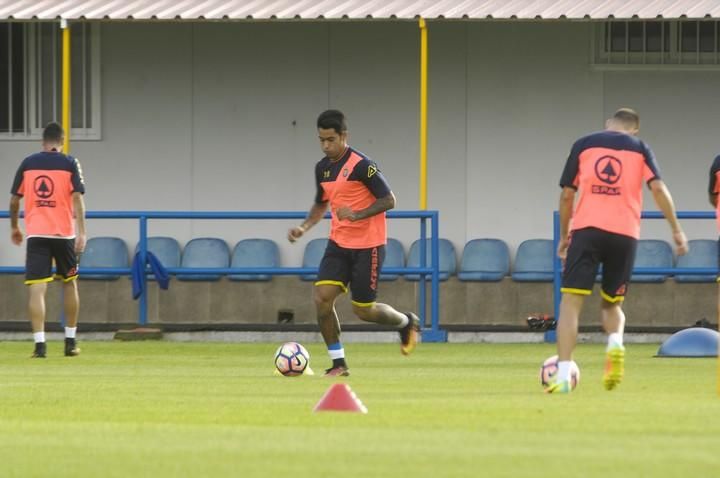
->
xmin=10 ymin=122 xmax=87 ymax=358
xmin=287 ymin=109 xmax=420 ymax=377
xmin=549 ymin=108 xmax=688 ymax=393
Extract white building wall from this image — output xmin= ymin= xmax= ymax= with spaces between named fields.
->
xmin=465 ymin=22 xmax=604 ymax=264
xmin=1 ymin=21 xmax=718 ymax=268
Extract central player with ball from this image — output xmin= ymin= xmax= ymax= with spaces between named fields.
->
xmin=288 ymin=110 xmax=420 ymax=377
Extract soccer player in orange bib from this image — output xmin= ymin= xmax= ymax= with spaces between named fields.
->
xmin=288 ymin=110 xmax=420 ymax=376
xmin=550 ymin=108 xmax=688 ymax=393
xmin=10 ymin=122 xmax=87 ymax=358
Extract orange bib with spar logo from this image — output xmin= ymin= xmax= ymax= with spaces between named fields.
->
xmin=560 ymin=131 xmax=660 ymax=239
xmin=11 ymin=151 xmax=85 ymax=238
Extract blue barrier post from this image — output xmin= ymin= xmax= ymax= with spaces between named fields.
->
xmin=138 ymin=216 xmax=148 ymax=326
xmin=419 ymin=217 xmax=427 ymax=329
xmin=422 ymin=210 xmax=447 ymax=342
xmin=547 ymin=211 xmax=561 ymax=342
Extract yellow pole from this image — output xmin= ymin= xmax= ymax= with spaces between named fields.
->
xmin=419 ymin=18 xmax=428 ymax=210
xmin=61 ymin=19 xmax=71 ymax=154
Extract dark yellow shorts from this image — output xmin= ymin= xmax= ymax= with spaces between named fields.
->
xmin=25 ymin=237 xmax=78 ymax=285
xmin=315 ymin=240 xmax=385 ymax=307
xmin=562 ymin=227 xmax=637 ymax=303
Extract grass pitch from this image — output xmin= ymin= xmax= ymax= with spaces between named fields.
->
xmin=0 ymin=341 xmax=718 ymax=478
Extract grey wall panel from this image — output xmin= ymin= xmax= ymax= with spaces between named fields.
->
xmin=427 ymin=23 xmax=468 ymax=256
xmin=189 ymin=23 xmax=330 ymax=264
xmin=79 ymin=23 xmax=195 ymax=245
xmin=466 ymin=22 xmax=603 ymax=259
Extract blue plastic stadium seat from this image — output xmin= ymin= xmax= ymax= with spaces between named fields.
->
xmin=134 ymin=237 xmax=181 ymax=281
xmin=301 ymin=238 xmax=328 ymax=281
xmin=177 ymin=238 xmax=230 ymax=281
xmin=511 ymin=239 xmax=554 ymax=282
xmin=80 ymin=237 xmax=129 ymax=280
xmin=631 ymin=239 xmax=672 ymax=283
xmin=674 ymin=239 xmax=717 ymax=283
xmin=405 ymin=238 xmax=456 ymax=281
xmin=229 ymin=238 xmax=280 ymax=281
xmin=458 ymin=238 xmax=510 ymax=282
xmin=380 ymin=238 xmax=405 ymax=281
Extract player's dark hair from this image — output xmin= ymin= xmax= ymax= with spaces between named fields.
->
xmin=42 ymin=122 xmax=64 ymax=143
xmin=613 ymin=108 xmax=640 ymax=129
xmin=317 ymin=110 xmax=347 ymax=134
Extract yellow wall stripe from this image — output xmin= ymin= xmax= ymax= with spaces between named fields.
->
xmin=418 ymin=17 xmax=428 ymax=209
xmin=62 ymin=20 xmax=71 ymax=154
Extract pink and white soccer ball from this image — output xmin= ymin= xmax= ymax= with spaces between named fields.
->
xmin=274 ymin=342 xmax=310 ymax=377
xmin=540 ymin=355 xmax=580 ymax=391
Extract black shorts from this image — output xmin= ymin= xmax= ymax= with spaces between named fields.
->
xmin=562 ymin=227 xmax=637 ymax=303
xmin=315 ymin=240 xmax=385 ymax=306
xmin=25 ymin=237 xmax=78 ymax=285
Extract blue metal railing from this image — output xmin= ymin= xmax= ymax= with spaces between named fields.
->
xmin=550 ymin=210 xmax=717 ymax=342
xmin=0 ymin=210 xmax=446 ymax=341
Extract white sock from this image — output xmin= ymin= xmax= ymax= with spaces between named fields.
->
xmin=65 ymin=327 xmax=77 ymax=339
xmin=33 ymin=331 xmax=45 ymax=343
xmin=557 ymin=361 xmax=572 ymax=382
xmin=327 ymin=347 xmax=345 ymax=361
xmin=398 ymin=314 xmax=409 ymax=328
xmin=607 ymin=332 xmax=624 ymax=351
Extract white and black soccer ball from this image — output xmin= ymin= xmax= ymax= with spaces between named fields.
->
xmin=540 ymin=355 xmax=580 ymax=391
xmin=274 ymin=342 xmax=310 ymax=377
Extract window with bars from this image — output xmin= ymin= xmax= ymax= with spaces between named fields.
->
xmin=595 ymin=20 xmax=720 ymax=66
xmin=0 ymin=22 xmax=101 ymax=139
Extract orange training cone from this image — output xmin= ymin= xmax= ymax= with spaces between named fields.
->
xmin=313 ymin=383 xmax=368 ymax=413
